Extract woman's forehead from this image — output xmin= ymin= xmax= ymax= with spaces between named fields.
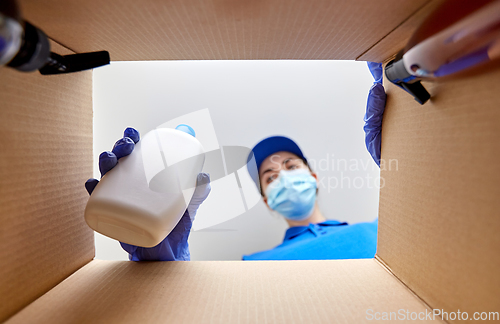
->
xmin=259 ymin=151 xmax=301 ymax=172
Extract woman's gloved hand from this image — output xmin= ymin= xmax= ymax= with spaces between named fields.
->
xmin=85 ymin=127 xmax=211 ymax=261
xmin=363 ymin=62 xmax=387 ymax=167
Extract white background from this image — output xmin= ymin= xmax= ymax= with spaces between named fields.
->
xmin=92 ymin=60 xmax=379 ymax=261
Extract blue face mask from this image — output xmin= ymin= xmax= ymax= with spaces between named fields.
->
xmin=264 ymin=168 xmax=317 ymax=221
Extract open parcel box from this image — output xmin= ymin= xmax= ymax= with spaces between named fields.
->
xmin=1 ymin=0 xmax=499 ymax=323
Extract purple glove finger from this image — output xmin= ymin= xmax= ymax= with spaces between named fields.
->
xmin=124 ymin=127 xmax=140 ymax=144
xmin=367 ymin=61 xmax=383 ymax=84
xmin=363 ymin=83 xmax=387 ymax=167
xmin=85 ymin=178 xmax=99 ymax=195
xmin=364 ymin=83 xmax=386 ymax=127
xmin=99 ymin=151 xmax=117 ymax=177
xmin=112 ymin=137 xmax=135 ymax=159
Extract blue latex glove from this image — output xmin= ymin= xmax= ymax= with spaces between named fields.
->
xmin=85 ymin=127 xmax=211 ymax=261
xmin=363 ymin=62 xmax=387 ymax=167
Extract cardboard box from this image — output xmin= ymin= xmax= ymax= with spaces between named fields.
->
xmin=1 ymin=0 xmax=498 ymax=322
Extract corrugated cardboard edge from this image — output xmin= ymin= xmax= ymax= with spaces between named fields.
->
xmin=0 ymin=38 xmax=95 ymax=322
xmin=21 ymin=0 xmax=429 ymax=61
xmin=5 ymin=259 xmax=443 ymax=323
xmin=377 ymin=59 xmax=500 ymax=322
xmin=374 ymin=256 xmax=448 ymax=324
xmin=356 ymin=0 xmax=445 ymax=62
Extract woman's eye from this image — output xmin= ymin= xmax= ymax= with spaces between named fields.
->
xmin=267 ymin=174 xmax=278 ymax=183
xmin=288 ymin=164 xmax=298 ymax=170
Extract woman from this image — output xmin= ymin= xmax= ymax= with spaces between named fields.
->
xmin=242 ymin=136 xmax=378 ymax=260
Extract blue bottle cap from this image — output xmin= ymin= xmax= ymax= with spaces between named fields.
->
xmin=175 ymin=124 xmax=196 ymax=137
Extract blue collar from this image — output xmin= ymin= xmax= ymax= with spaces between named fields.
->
xmin=284 ymin=220 xmax=348 ymax=241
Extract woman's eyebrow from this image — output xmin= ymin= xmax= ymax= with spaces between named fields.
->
xmin=260 ymin=168 xmax=275 ymax=177
xmin=260 ymin=157 xmax=294 ymax=177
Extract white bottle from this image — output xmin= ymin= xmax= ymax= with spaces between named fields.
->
xmin=85 ymin=128 xmax=205 ymax=247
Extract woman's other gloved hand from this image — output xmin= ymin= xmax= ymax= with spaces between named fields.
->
xmin=363 ymin=62 xmax=387 ymax=167
xmin=85 ymin=127 xmax=211 ymax=261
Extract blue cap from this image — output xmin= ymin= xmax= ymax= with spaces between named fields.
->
xmin=247 ymin=136 xmax=307 ymax=189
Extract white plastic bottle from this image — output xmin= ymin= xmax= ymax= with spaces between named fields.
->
xmin=85 ymin=127 xmax=205 ymax=247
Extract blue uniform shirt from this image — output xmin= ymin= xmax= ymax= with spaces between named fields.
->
xmin=242 ymin=219 xmax=378 ymax=260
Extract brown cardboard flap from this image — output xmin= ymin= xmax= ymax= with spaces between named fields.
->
xmin=5 ymin=259 xmax=441 ymax=323
xmin=20 ymin=0 xmax=428 ymax=61
xmin=378 ymin=66 xmax=500 ymax=318
xmin=357 ymin=0 xmax=445 ymax=62
xmin=0 ymin=41 xmax=94 ymax=322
